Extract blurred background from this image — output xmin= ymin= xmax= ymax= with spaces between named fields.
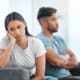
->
xmin=0 ymin=0 xmax=80 ymax=61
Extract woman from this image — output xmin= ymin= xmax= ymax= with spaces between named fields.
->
xmin=0 ymin=12 xmax=46 ymax=80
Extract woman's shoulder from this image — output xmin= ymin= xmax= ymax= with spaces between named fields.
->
xmin=0 ymin=35 xmax=9 ymax=43
xmin=0 ymin=35 xmax=9 ymax=49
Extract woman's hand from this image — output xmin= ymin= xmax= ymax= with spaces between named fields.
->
xmin=7 ymin=32 xmax=16 ymax=44
xmin=32 ymin=77 xmax=43 ymax=80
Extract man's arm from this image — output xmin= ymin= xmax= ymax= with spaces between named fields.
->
xmin=63 ymin=49 xmax=78 ymax=69
xmin=46 ymin=48 xmax=70 ymax=67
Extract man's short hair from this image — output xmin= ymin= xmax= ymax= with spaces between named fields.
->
xmin=37 ymin=7 xmax=57 ymax=21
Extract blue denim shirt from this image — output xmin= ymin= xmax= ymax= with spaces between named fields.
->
xmin=37 ymin=32 xmax=71 ymax=78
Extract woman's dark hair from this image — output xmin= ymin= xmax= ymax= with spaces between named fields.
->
xmin=5 ymin=12 xmax=31 ymax=36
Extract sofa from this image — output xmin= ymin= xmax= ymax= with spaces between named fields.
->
xmin=0 ymin=67 xmax=30 ymax=80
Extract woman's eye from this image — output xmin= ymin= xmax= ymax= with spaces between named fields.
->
xmin=17 ymin=25 xmax=21 ymax=29
xmin=10 ymin=28 xmax=14 ymax=31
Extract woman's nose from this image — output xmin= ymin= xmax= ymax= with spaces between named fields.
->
xmin=14 ymin=29 xmax=20 ymax=35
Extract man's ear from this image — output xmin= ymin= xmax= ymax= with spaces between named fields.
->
xmin=41 ymin=18 xmax=48 ymax=27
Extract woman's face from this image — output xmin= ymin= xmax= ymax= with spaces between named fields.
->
xmin=7 ymin=20 xmax=26 ymax=40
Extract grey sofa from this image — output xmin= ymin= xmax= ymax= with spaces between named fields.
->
xmin=0 ymin=66 xmax=80 ymax=80
xmin=0 ymin=67 xmax=30 ymax=80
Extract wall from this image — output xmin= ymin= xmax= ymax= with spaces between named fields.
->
xmin=0 ymin=0 xmax=9 ymax=39
xmin=68 ymin=0 xmax=80 ymax=61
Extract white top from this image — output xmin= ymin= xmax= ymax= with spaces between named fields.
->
xmin=0 ymin=36 xmax=46 ymax=75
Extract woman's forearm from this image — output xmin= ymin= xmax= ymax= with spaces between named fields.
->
xmin=34 ymin=55 xmax=45 ymax=80
xmin=0 ymin=41 xmax=15 ymax=67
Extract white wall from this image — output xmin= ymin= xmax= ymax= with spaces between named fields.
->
xmin=0 ymin=0 xmax=9 ymax=39
xmin=68 ymin=0 xmax=80 ymax=61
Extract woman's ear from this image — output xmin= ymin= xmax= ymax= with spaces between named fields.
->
xmin=6 ymin=31 xmax=10 ymax=41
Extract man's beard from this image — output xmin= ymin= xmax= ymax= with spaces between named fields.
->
xmin=47 ymin=24 xmax=58 ymax=33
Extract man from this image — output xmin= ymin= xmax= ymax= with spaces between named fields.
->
xmin=37 ymin=7 xmax=78 ymax=80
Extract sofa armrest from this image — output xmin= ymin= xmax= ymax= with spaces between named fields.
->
xmin=0 ymin=67 xmax=30 ymax=80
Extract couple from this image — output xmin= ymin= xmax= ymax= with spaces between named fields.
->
xmin=0 ymin=7 xmax=78 ymax=80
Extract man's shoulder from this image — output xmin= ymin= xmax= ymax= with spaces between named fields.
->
xmin=37 ymin=32 xmax=44 ymax=38
xmin=54 ymin=35 xmax=64 ymax=41
xmin=36 ymin=32 xmax=50 ymax=42
xmin=54 ymin=35 xmax=61 ymax=38
xmin=54 ymin=35 xmax=67 ymax=45
xmin=28 ymin=36 xmax=43 ymax=45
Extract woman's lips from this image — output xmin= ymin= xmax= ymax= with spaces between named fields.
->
xmin=15 ymin=35 xmax=22 ymax=39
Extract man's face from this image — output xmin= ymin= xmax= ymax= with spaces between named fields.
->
xmin=45 ymin=13 xmax=58 ymax=33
